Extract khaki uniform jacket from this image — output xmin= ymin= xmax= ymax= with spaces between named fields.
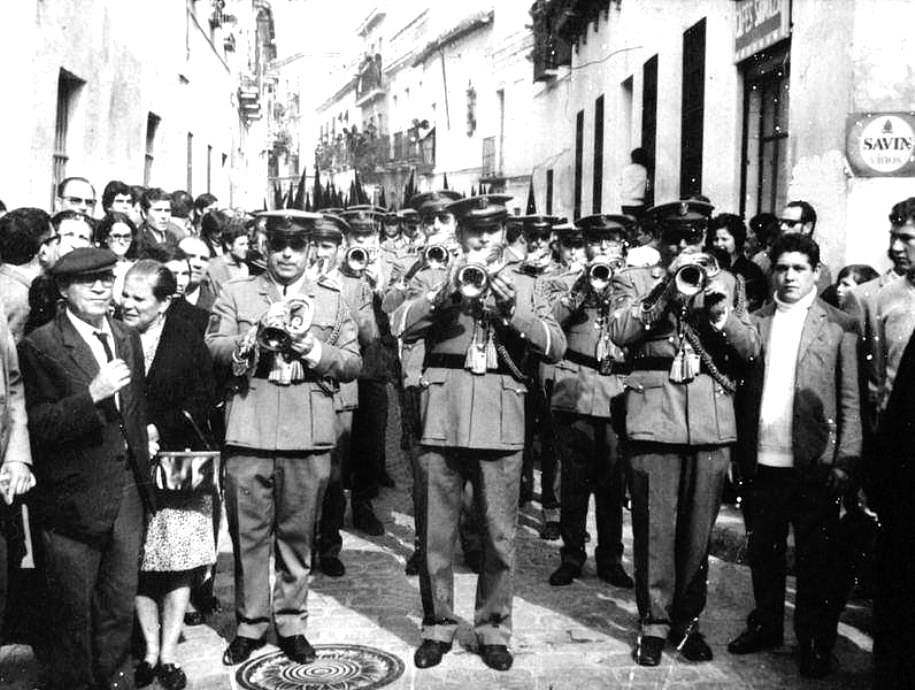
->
xmin=608 ymin=266 xmax=760 ymax=446
xmin=400 ymin=265 xmax=567 ymax=450
xmin=550 ymin=281 xmax=627 ymax=418
xmin=737 ymin=298 xmax=862 ymax=479
xmin=206 ymin=273 xmax=362 ymax=451
xmin=333 ymin=270 xmax=376 ymax=411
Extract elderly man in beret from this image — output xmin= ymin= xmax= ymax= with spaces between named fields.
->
xmin=206 ymin=210 xmax=362 ymax=667
xmin=18 ymin=247 xmax=157 ymax=690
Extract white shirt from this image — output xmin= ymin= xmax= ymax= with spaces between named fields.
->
xmin=757 ymin=288 xmax=817 ymax=468
xmin=66 ymin=308 xmax=120 ymax=409
xmin=619 ymin=163 xmax=648 ymax=206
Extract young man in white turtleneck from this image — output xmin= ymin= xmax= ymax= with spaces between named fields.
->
xmin=728 ymin=233 xmax=862 ymax=680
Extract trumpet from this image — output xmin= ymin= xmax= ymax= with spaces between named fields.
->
xmin=587 ymin=257 xmax=625 ymax=291
xmin=456 ymin=247 xmax=506 ymax=299
xmin=344 ymin=246 xmax=370 ymax=274
xmin=673 ymin=253 xmax=721 ymax=297
xmin=256 ymin=297 xmax=315 ymax=353
xmin=423 ymin=243 xmax=450 ymax=269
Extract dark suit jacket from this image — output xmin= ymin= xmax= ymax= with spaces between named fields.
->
xmin=169 ymin=298 xmax=210 ymax=337
xmin=737 ymin=298 xmax=862 ymax=480
xmin=18 ymin=311 xmax=155 ymax=541
xmin=146 ymin=313 xmax=216 ymax=451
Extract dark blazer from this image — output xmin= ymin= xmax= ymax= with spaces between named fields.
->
xmin=737 ymin=298 xmax=862 ymax=480
xmin=146 ymin=313 xmax=217 ymax=451
xmin=169 ymin=298 xmax=210 ymax=337
xmin=18 ymin=311 xmax=155 ymax=541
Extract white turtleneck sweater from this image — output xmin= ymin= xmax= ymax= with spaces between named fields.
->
xmin=757 ymin=287 xmax=818 ymax=468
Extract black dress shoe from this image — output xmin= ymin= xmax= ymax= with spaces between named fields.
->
xmin=727 ymin=625 xmax=783 ymax=655
xmin=279 ymin=634 xmax=317 ymax=664
xmin=414 ymin=639 xmax=451 ymax=668
xmin=539 ymin=521 xmax=561 ymax=540
xmin=634 ymin=635 xmax=665 ymax=666
xmin=319 ymin=555 xmax=346 ymax=577
xmin=135 ymin=661 xmax=157 ymax=688
xmin=464 ymin=550 xmax=483 ymax=574
xmin=404 ymin=550 xmax=422 ymax=576
xmin=548 ymin=563 xmax=580 ymax=586
xmin=157 ymin=663 xmax=187 ymax=690
xmin=222 ymin=636 xmax=266 ymax=665
xmin=670 ymin=630 xmax=713 ymax=662
xmin=597 ymin=563 xmax=634 ymax=589
xmin=799 ymin=640 xmax=831 ymax=678
xmin=353 ymin=504 xmax=385 ymax=536
xmin=479 ymin=644 xmax=513 ymax=671
xmin=183 ymin=610 xmax=205 ymax=626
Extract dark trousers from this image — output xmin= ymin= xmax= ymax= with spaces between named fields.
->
xmin=224 ymin=450 xmax=330 ymax=638
xmin=628 ymin=443 xmax=729 ymax=638
xmin=350 ymin=379 xmax=388 ymax=505
xmin=319 ymin=410 xmax=354 ymax=558
xmin=873 ymin=501 xmax=915 ymax=688
xmin=556 ymin=413 xmax=623 ymax=570
xmin=520 ymin=381 xmax=558 ymax=516
xmin=743 ymin=466 xmax=844 ymax=650
xmin=40 ymin=480 xmax=143 ymax=690
xmin=416 ymin=446 xmax=521 ymax=646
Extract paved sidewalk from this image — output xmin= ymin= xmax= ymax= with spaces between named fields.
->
xmin=0 ymin=397 xmax=874 ymax=689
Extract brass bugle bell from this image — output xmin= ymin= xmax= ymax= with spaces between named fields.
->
xmin=256 ymin=297 xmax=315 ymax=353
xmin=345 ymin=246 xmax=369 ymax=273
xmin=423 ymin=244 xmax=450 ymax=268
xmin=456 ymin=263 xmax=490 ymax=299
xmin=673 ymin=253 xmax=720 ymax=297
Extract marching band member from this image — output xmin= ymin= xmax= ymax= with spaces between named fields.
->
xmin=546 ymin=214 xmax=635 ymax=590
xmin=206 ymin=210 xmax=361 ymax=666
xmin=400 ymin=195 xmax=566 ymax=672
xmin=606 ymin=201 xmax=760 ymax=666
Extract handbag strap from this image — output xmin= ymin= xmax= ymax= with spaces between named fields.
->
xmin=181 ymin=409 xmax=214 ymax=451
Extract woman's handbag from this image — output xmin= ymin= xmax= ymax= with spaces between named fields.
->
xmin=152 ymin=410 xmax=222 ymax=495
xmin=153 ymin=450 xmax=221 ymax=494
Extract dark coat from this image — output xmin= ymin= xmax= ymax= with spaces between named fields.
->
xmin=18 ymin=311 xmax=155 ymax=541
xmin=146 ymin=313 xmax=217 ymax=451
xmin=737 ymin=298 xmax=862 ymax=480
xmin=169 ymin=298 xmax=210 ymax=337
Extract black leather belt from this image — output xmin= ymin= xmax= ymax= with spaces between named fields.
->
xmin=630 ymin=355 xmax=709 ymax=375
xmin=564 ymin=350 xmax=631 ymax=375
xmin=424 ymin=352 xmax=514 ymax=376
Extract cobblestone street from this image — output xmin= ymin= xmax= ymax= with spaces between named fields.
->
xmin=0 ymin=397 xmax=874 ymax=689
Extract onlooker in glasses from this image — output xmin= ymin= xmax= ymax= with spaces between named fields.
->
xmin=55 ymin=176 xmax=97 ymax=217
xmin=96 ymin=212 xmax=139 ymax=304
xmin=773 ymin=200 xmax=832 ymax=294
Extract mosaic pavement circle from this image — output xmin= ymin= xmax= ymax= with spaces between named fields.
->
xmin=236 ymin=644 xmax=405 ymax=690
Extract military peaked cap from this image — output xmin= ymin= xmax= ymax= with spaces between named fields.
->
xmin=447 ymin=194 xmax=513 ymax=229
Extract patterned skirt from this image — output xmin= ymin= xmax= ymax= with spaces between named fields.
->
xmin=140 ymin=494 xmax=216 ymax=572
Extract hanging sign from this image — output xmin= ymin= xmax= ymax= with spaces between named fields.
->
xmin=846 ymin=113 xmax=915 ymax=177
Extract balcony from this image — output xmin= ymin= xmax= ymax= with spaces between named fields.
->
xmin=529 ymin=0 xmax=611 ymax=80
xmin=355 ymin=53 xmax=385 ymax=106
xmin=315 ymin=124 xmax=434 ymax=177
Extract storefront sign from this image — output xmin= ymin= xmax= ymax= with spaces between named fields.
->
xmin=846 ymin=113 xmax=915 ymax=177
xmin=734 ymin=0 xmax=791 ymax=63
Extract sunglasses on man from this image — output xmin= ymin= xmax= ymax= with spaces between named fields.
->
xmin=64 ymin=196 xmax=97 ymax=208
xmin=72 ymin=271 xmax=116 ymax=286
xmin=267 ymin=237 xmax=308 ymax=253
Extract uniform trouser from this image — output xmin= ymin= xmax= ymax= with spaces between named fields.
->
xmin=628 ymin=443 xmax=729 ymax=639
xmin=555 ymin=413 xmax=624 ymax=570
xmin=417 ymin=446 xmax=522 ymax=646
xmin=742 ymin=466 xmax=844 ymax=650
xmin=40 ymin=478 xmax=143 ymax=690
xmin=318 ymin=410 xmax=354 ymax=559
xmin=539 ymin=381 xmax=560 ymax=522
xmin=225 ymin=450 xmax=330 ymax=639
xmin=350 ymin=379 xmax=388 ymax=505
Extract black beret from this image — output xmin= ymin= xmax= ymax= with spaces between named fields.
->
xmin=447 ymin=194 xmax=513 ymax=229
xmin=408 ymin=190 xmax=462 ymax=216
xmin=51 ymin=247 xmax=118 ymax=279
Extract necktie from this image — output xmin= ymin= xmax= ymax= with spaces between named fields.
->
xmin=93 ymin=331 xmax=120 ymax=413
xmin=94 ymin=331 xmax=114 ymax=362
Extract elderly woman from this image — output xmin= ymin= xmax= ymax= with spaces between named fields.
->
xmin=120 ymin=260 xmax=217 ymax=690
